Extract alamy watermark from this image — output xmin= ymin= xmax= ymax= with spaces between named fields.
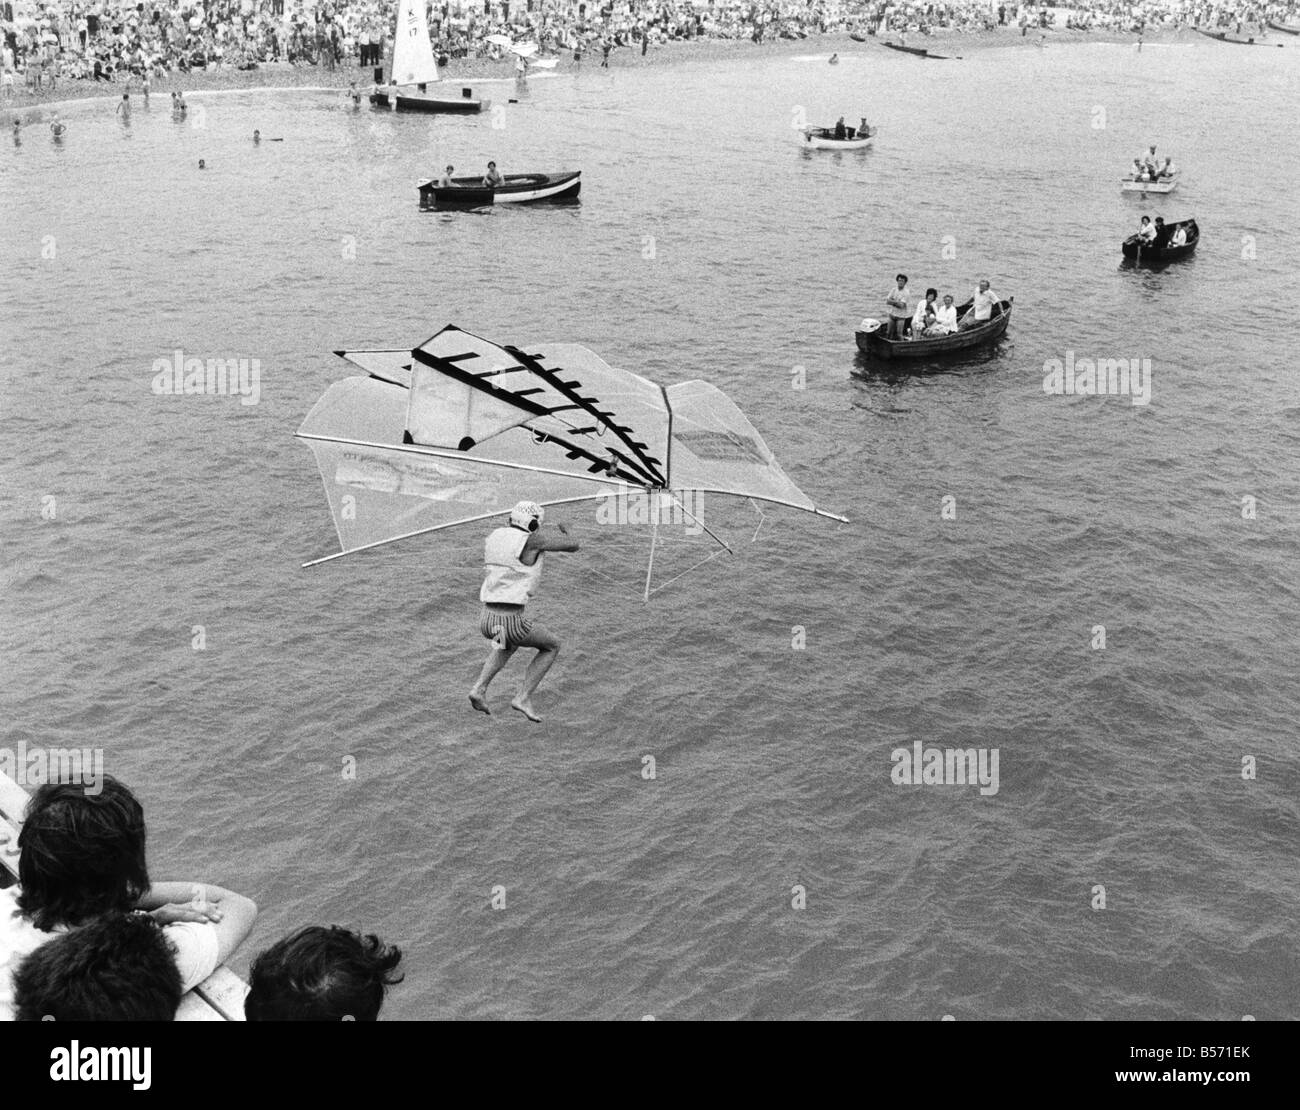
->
xmin=593 ymin=486 xmax=705 ymax=536
xmin=1043 ymin=351 xmax=1151 ymax=406
xmin=151 ymin=349 xmax=261 ymax=405
xmin=891 ymin=742 xmax=1000 ymax=796
xmin=0 ymin=743 xmax=104 ymax=795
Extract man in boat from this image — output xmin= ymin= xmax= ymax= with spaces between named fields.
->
xmin=959 ymin=280 xmax=1001 ymax=330
xmin=1136 ymin=215 xmax=1156 ymax=243
xmin=833 ymin=116 xmax=847 ymax=140
xmin=1158 ymin=156 xmax=1176 ymax=178
xmin=858 ymin=117 xmax=871 ymax=139
xmin=1129 ymin=158 xmax=1144 ymax=180
xmin=1170 ymin=223 xmax=1188 ymax=247
xmin=437 ymin=164 xmax=455 ymax=187
xmin=885 ymin=274 xmax=912 ymax=340
xmin=469 ymin=501 xmax=579 ymax=722
xmin=1151 ymin=216 xmax=1169 ymax=249
xmin=483 ymin=160 xmax=505 ymax=188
xmin=1141 ymin=144 xmax=1157 ymax=170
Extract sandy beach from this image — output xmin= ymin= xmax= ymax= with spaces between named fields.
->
xmin=6 ymin=25 xmax=1193 ymax=119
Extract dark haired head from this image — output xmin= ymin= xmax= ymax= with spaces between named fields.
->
xmin=896 ymin=273 xmax=907 ymax=283
xmin=17 ymin=777 xmax=149 ymax=932
xmin=14 ymin=914 xmax=182 ymax=1021
xmin=926 ymin=288 xmax=938 ymax=300
xmin=245 ymin=926 xmax=404 ymax=1021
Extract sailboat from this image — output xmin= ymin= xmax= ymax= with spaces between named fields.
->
xmin=370 ymin=0 xmax=488 ymax=114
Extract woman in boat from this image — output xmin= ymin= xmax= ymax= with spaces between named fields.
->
xmin=483 ymin=161 xmax=505 ymax=188
xmin=1136 ymin=215 xmax=1156 ymax=243
xmin=1169 ymin=223 xmax=1188 ymax=247
xmin=931 ymin=294 xmax=959 ymax=336
xmin=885 ymin=274 xmax=912 ymax=340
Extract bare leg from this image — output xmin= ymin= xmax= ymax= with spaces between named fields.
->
xmin=509 ymin=626 xmax=560 ymax=723
xmin=470 ymin=644 xmax=516 ymax=714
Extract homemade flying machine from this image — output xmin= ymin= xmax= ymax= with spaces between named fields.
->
xmin=297 ymin=327 xmax=846 ymax=600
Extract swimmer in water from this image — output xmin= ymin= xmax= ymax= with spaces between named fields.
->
xmin=50 ymin=113 xmax=65 ymax=137
xmin=253 ymin=129 xmax=260 ymax=143
xmin=116 ymin=92 xmax=130 ymax=120
xmin=198 ymin=158 xmax=205 ymax=169
xmin=12 ymin=120 xmax=20 ymax=146
xmin=469 ymin=501 xmax=579 ymax=722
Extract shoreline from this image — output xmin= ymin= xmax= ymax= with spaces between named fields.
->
xmin=5 ymin=26 xmax=1201 ymax=118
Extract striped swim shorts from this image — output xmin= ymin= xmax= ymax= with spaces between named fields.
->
xmin=480 ymin=604 xmax=533 ymax=648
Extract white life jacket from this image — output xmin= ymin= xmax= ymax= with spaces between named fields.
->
xmin=480 ymin=527 xmax=543 ymax=605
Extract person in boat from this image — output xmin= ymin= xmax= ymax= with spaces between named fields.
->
xmin=911 ymin=288 xmax=939 ymax=339
xmin=0 ymin=777 xmax=258 ymax=1020
xmin=1141 ymin=145 xmax=1157 ymax=170
xmin=437 ymin=165 xmax=455 ymax=187
xmin=858 ymin=117 xmax=871 ymax=139
xmin=483 ymin=161 xmax=505 ymax=188
xmin=1170 ymin=223 xmax=1188 ymax=247
xmin=959 ymin=280 xmax=1001 ymax=330
xmin=1158 ymin=157 xmax=1176 ymax=178
xmin=1129 ymin=158 xmax=1144 ymax=180
xmin=833 ymin=116 xmax=847 ymax=140
xmin=885 ymin=274 xmax=912 ymax=340
xmin=1136 ymin=215 xmax=1156 ymax=243
xmin=244 ymin=926 xmax=404 ymax=1021
xmin=932 ymin=294 xmax=959 ymax=335
xmin=1151 ymin=217 xmax=1168 ymax=249
xmin=469 ymin=501 xmax=579 ymax=722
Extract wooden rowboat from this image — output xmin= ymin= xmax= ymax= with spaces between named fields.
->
xmin=1122 ymin=217 xmax=1199 ymax=263
xmin=856 ymin=298 xmax=1013 ymax=360
xmin=1121 ymin=171 xmax=1178 ymax=194
xmin=418 ymin=170 xmax=581 ymax=209
xmin=1267 ymin=20 xmax=1300 ymax=34
xmin=850 ymin=32 xmax=869 ymax=42
xmin=1195 ymin=27 xmax=1284 ymax=46
xmin=803 ymin=124 xmax=877 ymax=150
xmin=882 ymin=40 xmax=959 ymax=59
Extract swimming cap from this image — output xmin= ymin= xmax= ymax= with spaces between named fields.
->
xmin=509 ymin=501 xmax=544 ymax=531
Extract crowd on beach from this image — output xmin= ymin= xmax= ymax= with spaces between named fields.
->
xmin=4 ymin=0 xmax=1297 ymax=99
xmin=0 ymin=776 xmax=405 ymax=1020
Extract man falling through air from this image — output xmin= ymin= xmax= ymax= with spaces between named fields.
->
xmin=470 ymin=501 xmax=578 ymax=721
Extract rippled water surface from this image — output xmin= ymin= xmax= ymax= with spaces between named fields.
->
xmin=2 ymin=40 xmax=1298 ymax=1019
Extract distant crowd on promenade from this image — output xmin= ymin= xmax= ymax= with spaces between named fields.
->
xmin=1 ymin=776 xmax=405 ymax=1021
xmin=2 ymin=0 xmax=1298 ymax=97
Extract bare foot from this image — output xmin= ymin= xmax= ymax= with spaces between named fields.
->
xmin=469 ymin=689 xmax=491 ymax=715
xmin=511 ymin=696 xmax=541 ymax=723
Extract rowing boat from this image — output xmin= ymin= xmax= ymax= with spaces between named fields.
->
xmin=1195 ymin=27 xmax=1284 ymax=46
xmin=418 ymin=171 xmax=581 ymax=208
xmin=850 ymin=32 xmax=868 ymax=42
xmin=1267 ymin=20 xmax=1300 ymax=34
xmin=1122 ymin=217 xmax=1199 ymax=263
xmin=882 ymin=40 xmax=958 ymax=59
xmin=1121 ymin=171 xmax=1178 ymax=194
xmin=803 ymin=124 xmax=877 ymax=150
xmin=855 ymin=298 xmax=1013 ymax=360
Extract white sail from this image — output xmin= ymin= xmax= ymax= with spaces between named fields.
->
xmin=391 ymin=0 xmax=439 ymax=87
